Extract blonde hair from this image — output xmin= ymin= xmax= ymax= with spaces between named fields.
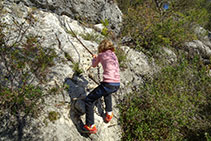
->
xmin=98 ymin=39 xmax=115 ymax=53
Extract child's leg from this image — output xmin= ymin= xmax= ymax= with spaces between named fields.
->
xmin=85 ymin=84 xmax=106 ymax=126
xmin=104 ymin=94 xmax=112 ymax=112
xmin=103 ymin=83 xmax=120 ymax=113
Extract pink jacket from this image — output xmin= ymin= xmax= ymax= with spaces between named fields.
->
xmin=92 ymin=50 xmax=120 ymax=83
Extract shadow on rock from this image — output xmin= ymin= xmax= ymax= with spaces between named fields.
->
xmin=64 ymin=74 xmax=105 ymax=136
xmin=64 ymin=74 xmax=89 ymax=137
xmin=0 ymin=112 xmax=42 ymax=141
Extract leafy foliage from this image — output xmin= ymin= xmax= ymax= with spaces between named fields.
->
xmin=101 ymin=19 xmax=109 ymax=37
xmin=72 ymin=62 xmax=83 ymax=76
xmin=0 ymin=12 xmax=58 ymax=117
xmin=118 ymin=0 xmax=210 ymax=56
xmin=117 ymin=1 xmax=211 ymax=140
xmin=116 ymin=0 xmax=145 ymax=14
xmin=120 ymin=54 xmax=211 ymax=140
xmin=202 ymin=0 xmax=211 ymax=31
xmin=48 ymin=111 xmax=60 ymax=122
xmin=115 ymin=47 xmax=127 ymax=69
xmin=79 ymin=32 xmax=101 ymax=43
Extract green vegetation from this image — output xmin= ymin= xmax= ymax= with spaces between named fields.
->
xmin=117 ymin=0 xmax=211 ymax=140
xmin=120 ymin=54 xmax=211 ymax=140
xmin=203 ymin=0 xmax=211 ymax=31
xmin=117 ymin=0 xmax=210 ymax=56
xmin=64 ymin=49 xmax=83 ymax=76
xmin=115 ymin=47 xmax=127 ymax=69
xmin=67 ymin=30 xmax=77 ymax=37
xmin=0 ymin=11 xmax=58 ymax=117
xmin=0 ymin=1 xmax=210 ymax=140
xmin=79 ymin=32 xmax=101 ymax=43
xmin=64 ymin=51 xmax=74 ymax=62
xmin=48 ymin=86 xmax=60 ymax=95
xmin=73 ymin=62 xmax=83 ymax=76
xmin=205 ymin=132 xmax=211 ymax=140
xmin=101 ymin=19 xmax=109 ymax=37
xmin=48 ymin=111 xmax=60 ymax=122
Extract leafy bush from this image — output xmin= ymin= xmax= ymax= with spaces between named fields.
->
xmin=72 ymin=62 xmax=83 ymax=76
xmin=118 ymin=1 xmax=211 ymax=140
xmin=120 ymin=54 xmax=211 ymax=140
xmin=118 ymin=0 xmax=210 ymax=56
xmin=203 ymin=0 xmax=211 ymax=31
xmin=115 ymin=47 xmax=127 ymax=69
xmin=101 ymin=19 xmax=109 ymax=37
xmin=116 ymin=0 xmax=145 ymax=14
xmin=79 ymin=32 xmax=101 ymax=43
xmin=0 ymin=13 xmax=58 ymax=117
xmin=48 ymin=111 xmax=60 ymax=122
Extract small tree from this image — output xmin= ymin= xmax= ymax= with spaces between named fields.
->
xmin=0 ymin=10 xmax=58 ymax=119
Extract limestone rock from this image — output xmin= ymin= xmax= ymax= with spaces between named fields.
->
xmin=185 ymin=26 xmax=211 ymax=61
xmin=0 ymin=2 xmax=152 ymax=141
xmin=8 ymin=0 xmax=123 ymax=34
xmin=185 ymin=39 xmax=211 ymax=59
xmin=2 ymin=1 xmax=211 ymax=141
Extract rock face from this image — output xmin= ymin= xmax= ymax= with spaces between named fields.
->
xmin=7 ymin=0 xmax=122 ymax=34
xmin=0 ymin=2 xmax=152 ymax=141
xmin=185 ymin=26 xmax=211 ymax=62
xmin=185 ymin=39 xmax=211 ymax=60
xmin=1 ymin=1 xmax=211 ymax=141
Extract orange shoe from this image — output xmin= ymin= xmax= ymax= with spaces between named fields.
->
xmin=83 ymin=125 xmax=97 ymax=134
xmin=105 ymin=112 xmax=113 ymax=123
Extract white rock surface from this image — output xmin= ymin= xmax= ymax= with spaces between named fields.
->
xmin=0 ymin=3 xmax=154 ymax=141
xmin=185 ymin=40 xmax=211 ymax=58
xmin=6 ymin=0 xmax=123 ymax=34
xmin=1 ymin=1 xmax=211 ymax=141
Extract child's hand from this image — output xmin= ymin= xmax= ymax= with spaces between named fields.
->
xmin=92 ymin=54 xmax=97 ymax=58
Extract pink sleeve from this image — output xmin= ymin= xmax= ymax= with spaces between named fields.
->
xmin=92 ymin=54 xmax=100 ymax=67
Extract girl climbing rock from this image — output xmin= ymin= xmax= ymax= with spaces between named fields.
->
xmin=83 ymin=39 xmax=120 ymax=134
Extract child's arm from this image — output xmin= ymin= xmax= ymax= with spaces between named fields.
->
xmin=92 ymin=54 xmax=100 ymax=67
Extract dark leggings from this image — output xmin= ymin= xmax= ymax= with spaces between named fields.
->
xmin=85 ymin=82 xmax=120 ymax=126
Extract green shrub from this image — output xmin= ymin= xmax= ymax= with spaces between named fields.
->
xmin=203 ymin=0 xmax=211 ymax=31
xmin=101 ymin=19 xmax=109 ymax=37
xmin=48 ymin=111 xmax=60 ymax=122
xmin=120 ymin=54 xmax=211 ymax=140
xmin=118 ymin=1 xmax=211 ymax=140
xmin=205 ymin=132 xmax=211 ymax=141
xmin=79 ymin=32 xmax=101 ymax=43
xmin=73 ymin=62 xmax=83 ymax=76
xmin=0 ymin=13 xmax=58 ymax=117
xmin=119 ymin=0 xmax=210 ymax=56
xmin=115 ymin=47 xmax=127 ymax=69
xmin=116 ymin=0 xmax=145 ymax=14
